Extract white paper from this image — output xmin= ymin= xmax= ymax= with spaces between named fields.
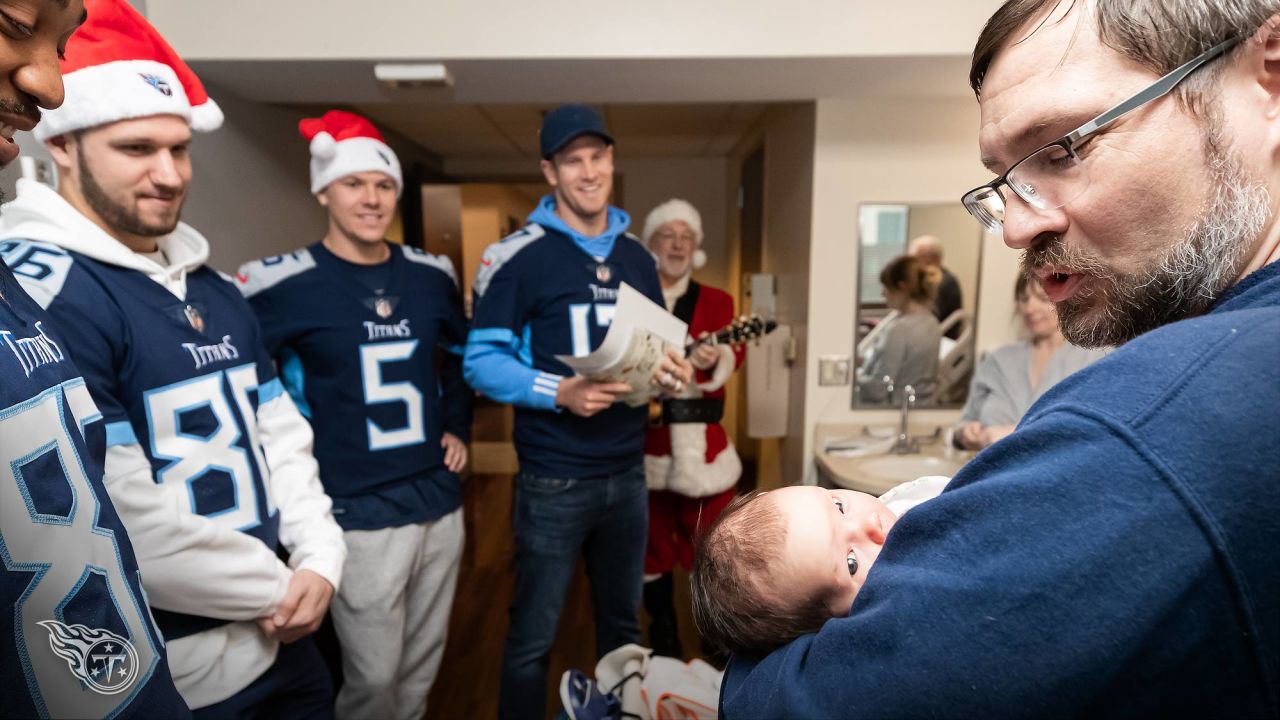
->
xmin=555 ymin=283 xmax=688 ymax=407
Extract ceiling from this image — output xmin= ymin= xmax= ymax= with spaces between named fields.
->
xmin=194 ymin=54 xmax=973 ymax=162
xmin=350 ymin=102 xmax=768 ymax=161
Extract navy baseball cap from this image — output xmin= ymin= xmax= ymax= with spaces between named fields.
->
xmin=539 ymin=104 xmax=615 ymax=160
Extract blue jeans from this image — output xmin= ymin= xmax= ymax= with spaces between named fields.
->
xmin=499 ymin=464 xmax=648 ymax=720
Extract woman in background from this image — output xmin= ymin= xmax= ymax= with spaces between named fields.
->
xmin=956 ymin=274 xmax=1108 ymax=450
xmin=857 ymin=255 xmax=942 ymax=404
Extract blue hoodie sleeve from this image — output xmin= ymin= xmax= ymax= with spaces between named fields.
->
xmin=464 ymin=239 xmax=562 ymax=411
xmin=463 ymin=334 xmax=561 ymax=411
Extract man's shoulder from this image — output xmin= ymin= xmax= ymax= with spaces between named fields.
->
xmin=0 ymin=240 xmax=99 ymax=311
xmin=1030 ymin=306 xmax=1279 ymax=428
xmin=234 ymin=248 xmax=317 ymax=299
xmin=398 ymin=245 xmax=458 ymax=288
xmin=696 ymin=283 xmax=734 ymax=306
xmin=615 ymin=231 xmax=653 ymax=259
xmin=474 ymin=224 xmax=547 ymax=298
xmin=985 ymin=341 xmax=1028 ymax=365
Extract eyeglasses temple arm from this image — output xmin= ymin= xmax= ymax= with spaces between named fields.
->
xmin=1064 ymin=37 xmax=1241 ymax=144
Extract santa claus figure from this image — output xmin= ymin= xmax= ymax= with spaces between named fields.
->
xmin=641 ymin=199 xmax=744 ymax=658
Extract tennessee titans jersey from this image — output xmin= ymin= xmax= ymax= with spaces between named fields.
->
xmin=0 ymin=258 xmax=190 ymax=719
xmin=3 ymin=240 xmax=281 ymax=642
xmin=471 ymin=224 xmax=663 ymax=477
xmin=237 ymin=243 xmax=473 ymax=531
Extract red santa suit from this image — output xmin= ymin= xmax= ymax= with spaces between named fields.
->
xmin=644 ymin=273 xmax=744 ymax=575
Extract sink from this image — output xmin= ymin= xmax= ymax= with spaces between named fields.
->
xmin=843 ymin=454 xmax=966 ymax=494
xmin=815 ymin=423 xmax=972 ymax=495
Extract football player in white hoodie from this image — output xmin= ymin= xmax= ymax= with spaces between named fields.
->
xmin=0 ymin=0 xmax=346 ymax=716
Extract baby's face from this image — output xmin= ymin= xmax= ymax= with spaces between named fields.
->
xmin=770 ymin=486 xmax=897 ymax=617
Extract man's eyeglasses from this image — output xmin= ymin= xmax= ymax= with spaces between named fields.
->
xmin=962 ymin=36 xmax=1243 ymax=234
xmin=655 ymin=230 xmax=697 ymax=245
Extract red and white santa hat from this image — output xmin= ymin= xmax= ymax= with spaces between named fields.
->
xmin=34 ymin=0 xmax=223 ymax=142
xmin=643 ymin=198 xmax=707 ymax=270
xmin=299 ymin=110 xmax=403 ymax=196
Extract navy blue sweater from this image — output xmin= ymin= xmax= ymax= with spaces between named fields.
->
xmin=722 ymin=261 xmax=1280 ymax=718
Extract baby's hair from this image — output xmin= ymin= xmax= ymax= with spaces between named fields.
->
xmin=880 ymin=254 xmax=940 ymax=303
xmin=691 ymin=491 xmax=841 ymax=657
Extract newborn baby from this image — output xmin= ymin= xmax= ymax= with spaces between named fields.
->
xmin=690 ymin=477 xmax=946 ymax=657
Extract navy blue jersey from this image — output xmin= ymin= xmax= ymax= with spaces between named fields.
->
xmin=4 ymin=240 xmax=281 ymax=641
xmin=469 ymin=223 xmax=663 ymax=477
xmin=0 ymin=257 xmax=190 ymax=719
xmin=237 ymin=243 xmax=473 ymax=531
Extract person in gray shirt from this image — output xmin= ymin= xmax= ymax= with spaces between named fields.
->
xmin=957 ymin=274 xmax=1107 ymax=450
xmin=857 ymin=255 xmax=942 ymax=404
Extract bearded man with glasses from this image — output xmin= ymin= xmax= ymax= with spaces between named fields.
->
xmin=716 ymin=2 xmax=1280 ymax=718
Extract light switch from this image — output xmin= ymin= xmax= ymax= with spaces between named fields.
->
xmin=818 ymin=355 xmax=851 ymax=386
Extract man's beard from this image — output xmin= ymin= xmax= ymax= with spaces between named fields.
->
xmin=658 ymin=255 xmax=691 ymax=280
xmin=79 ymin=149 xmax=183 ymax=238
xmin=1022 ymin=130 xmax=1269 ymax=348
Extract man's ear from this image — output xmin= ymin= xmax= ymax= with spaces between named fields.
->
xmin=316 ymin=190 xmax=329 ymax=207
xmin=1256 ymin=15 xmax=1280 ymax=119
xmin=44 ymin=135 xmax=75 ymax=174
xmin=539 ymin=158 xmax=558 ymax=188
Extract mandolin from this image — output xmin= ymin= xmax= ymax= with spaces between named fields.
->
xmin=681 ymin=315 xmax=777 ymax=357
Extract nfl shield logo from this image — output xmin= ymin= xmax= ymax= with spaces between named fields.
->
xmin=595 ymin=264 xmax=611 ymax=283
xmin=375 ymin=298 xmax=394 ymax=318
xmin=184 ymin=305 xmax=205 ymax=333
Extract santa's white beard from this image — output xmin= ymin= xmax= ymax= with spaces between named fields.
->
xmin=659 ymin=256 xmax=691 ymax=280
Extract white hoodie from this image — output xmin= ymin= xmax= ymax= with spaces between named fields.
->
xmin=0 ymin=179 xmax=346 ymax=709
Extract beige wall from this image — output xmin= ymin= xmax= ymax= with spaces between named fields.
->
xmin=170 ymin=83 xmax=324 ymax=272
xmin=975 ymin=231 xmax=1024 ymax=356
xmin=724 ymin=104 xmax=817 ymax=488
xmin=801 ymin=96 xmax=1022 ymax=483
xmin=459 ymin=185 xmax=538 ymax=304
xmin=618 ymin=157 xmax=731 ymax=292
xmin=151 ymin=1 xmax=999 ymax=61
xmin=178 ymin=84 xmax=441 ymax=273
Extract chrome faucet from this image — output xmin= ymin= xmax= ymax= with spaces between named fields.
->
xmin=892 ymin=384 xmax=919 ymax=454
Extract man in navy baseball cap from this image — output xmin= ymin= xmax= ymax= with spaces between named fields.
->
xmin=539 ymin=103 xmax=615 ymax=159
xmin=467 ymin=98 xmax=693 ymax=719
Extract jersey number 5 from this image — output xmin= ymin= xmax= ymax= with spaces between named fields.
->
xmin=360 ymin=340 xmax=425 ymax=451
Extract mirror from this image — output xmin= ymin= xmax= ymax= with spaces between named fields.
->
xmin=853 ymin=203 xmax=982 ymax=408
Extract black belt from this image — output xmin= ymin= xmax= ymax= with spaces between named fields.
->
xmin=659 ymin=398 xmax=724 ymax=425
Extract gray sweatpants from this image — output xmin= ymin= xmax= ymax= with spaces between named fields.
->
xmin=332 ymin=509 xmax=464 ymax=720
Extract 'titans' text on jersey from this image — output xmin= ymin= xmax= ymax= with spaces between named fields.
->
xmin=0 ymin=255 xmax=189 ymax=719
xmin=237 ymin=244 xmax=473 ymax=531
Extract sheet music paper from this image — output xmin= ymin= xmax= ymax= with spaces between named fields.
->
xmin=555 ymin=283 xmax=688 ymax=407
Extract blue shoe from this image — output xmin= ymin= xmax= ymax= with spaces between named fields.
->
xmin=560 ymin=669 xmax=621 ymax=720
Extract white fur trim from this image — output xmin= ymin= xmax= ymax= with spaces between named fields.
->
xmin=696 ymin=345 xmax=736 ymax=393
xmin=692 ymin=249 xmax=707 ymax=269
xmin=645 ymin=424 xmax=741 ymax=498
xmin=309 ymin=132 xmax=338 ymax=160
xmin=661 ymin=274 xmax=690 ymax=312
xmin=35 ymin=60 xmax=195 ymax=142
xmin=642 ymin=199 xmax=703 ymax=246
xmin=310 ymin=136 xmax=403 ymax=196
xmin=189 ymin=99 xmax=224 ymax=132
